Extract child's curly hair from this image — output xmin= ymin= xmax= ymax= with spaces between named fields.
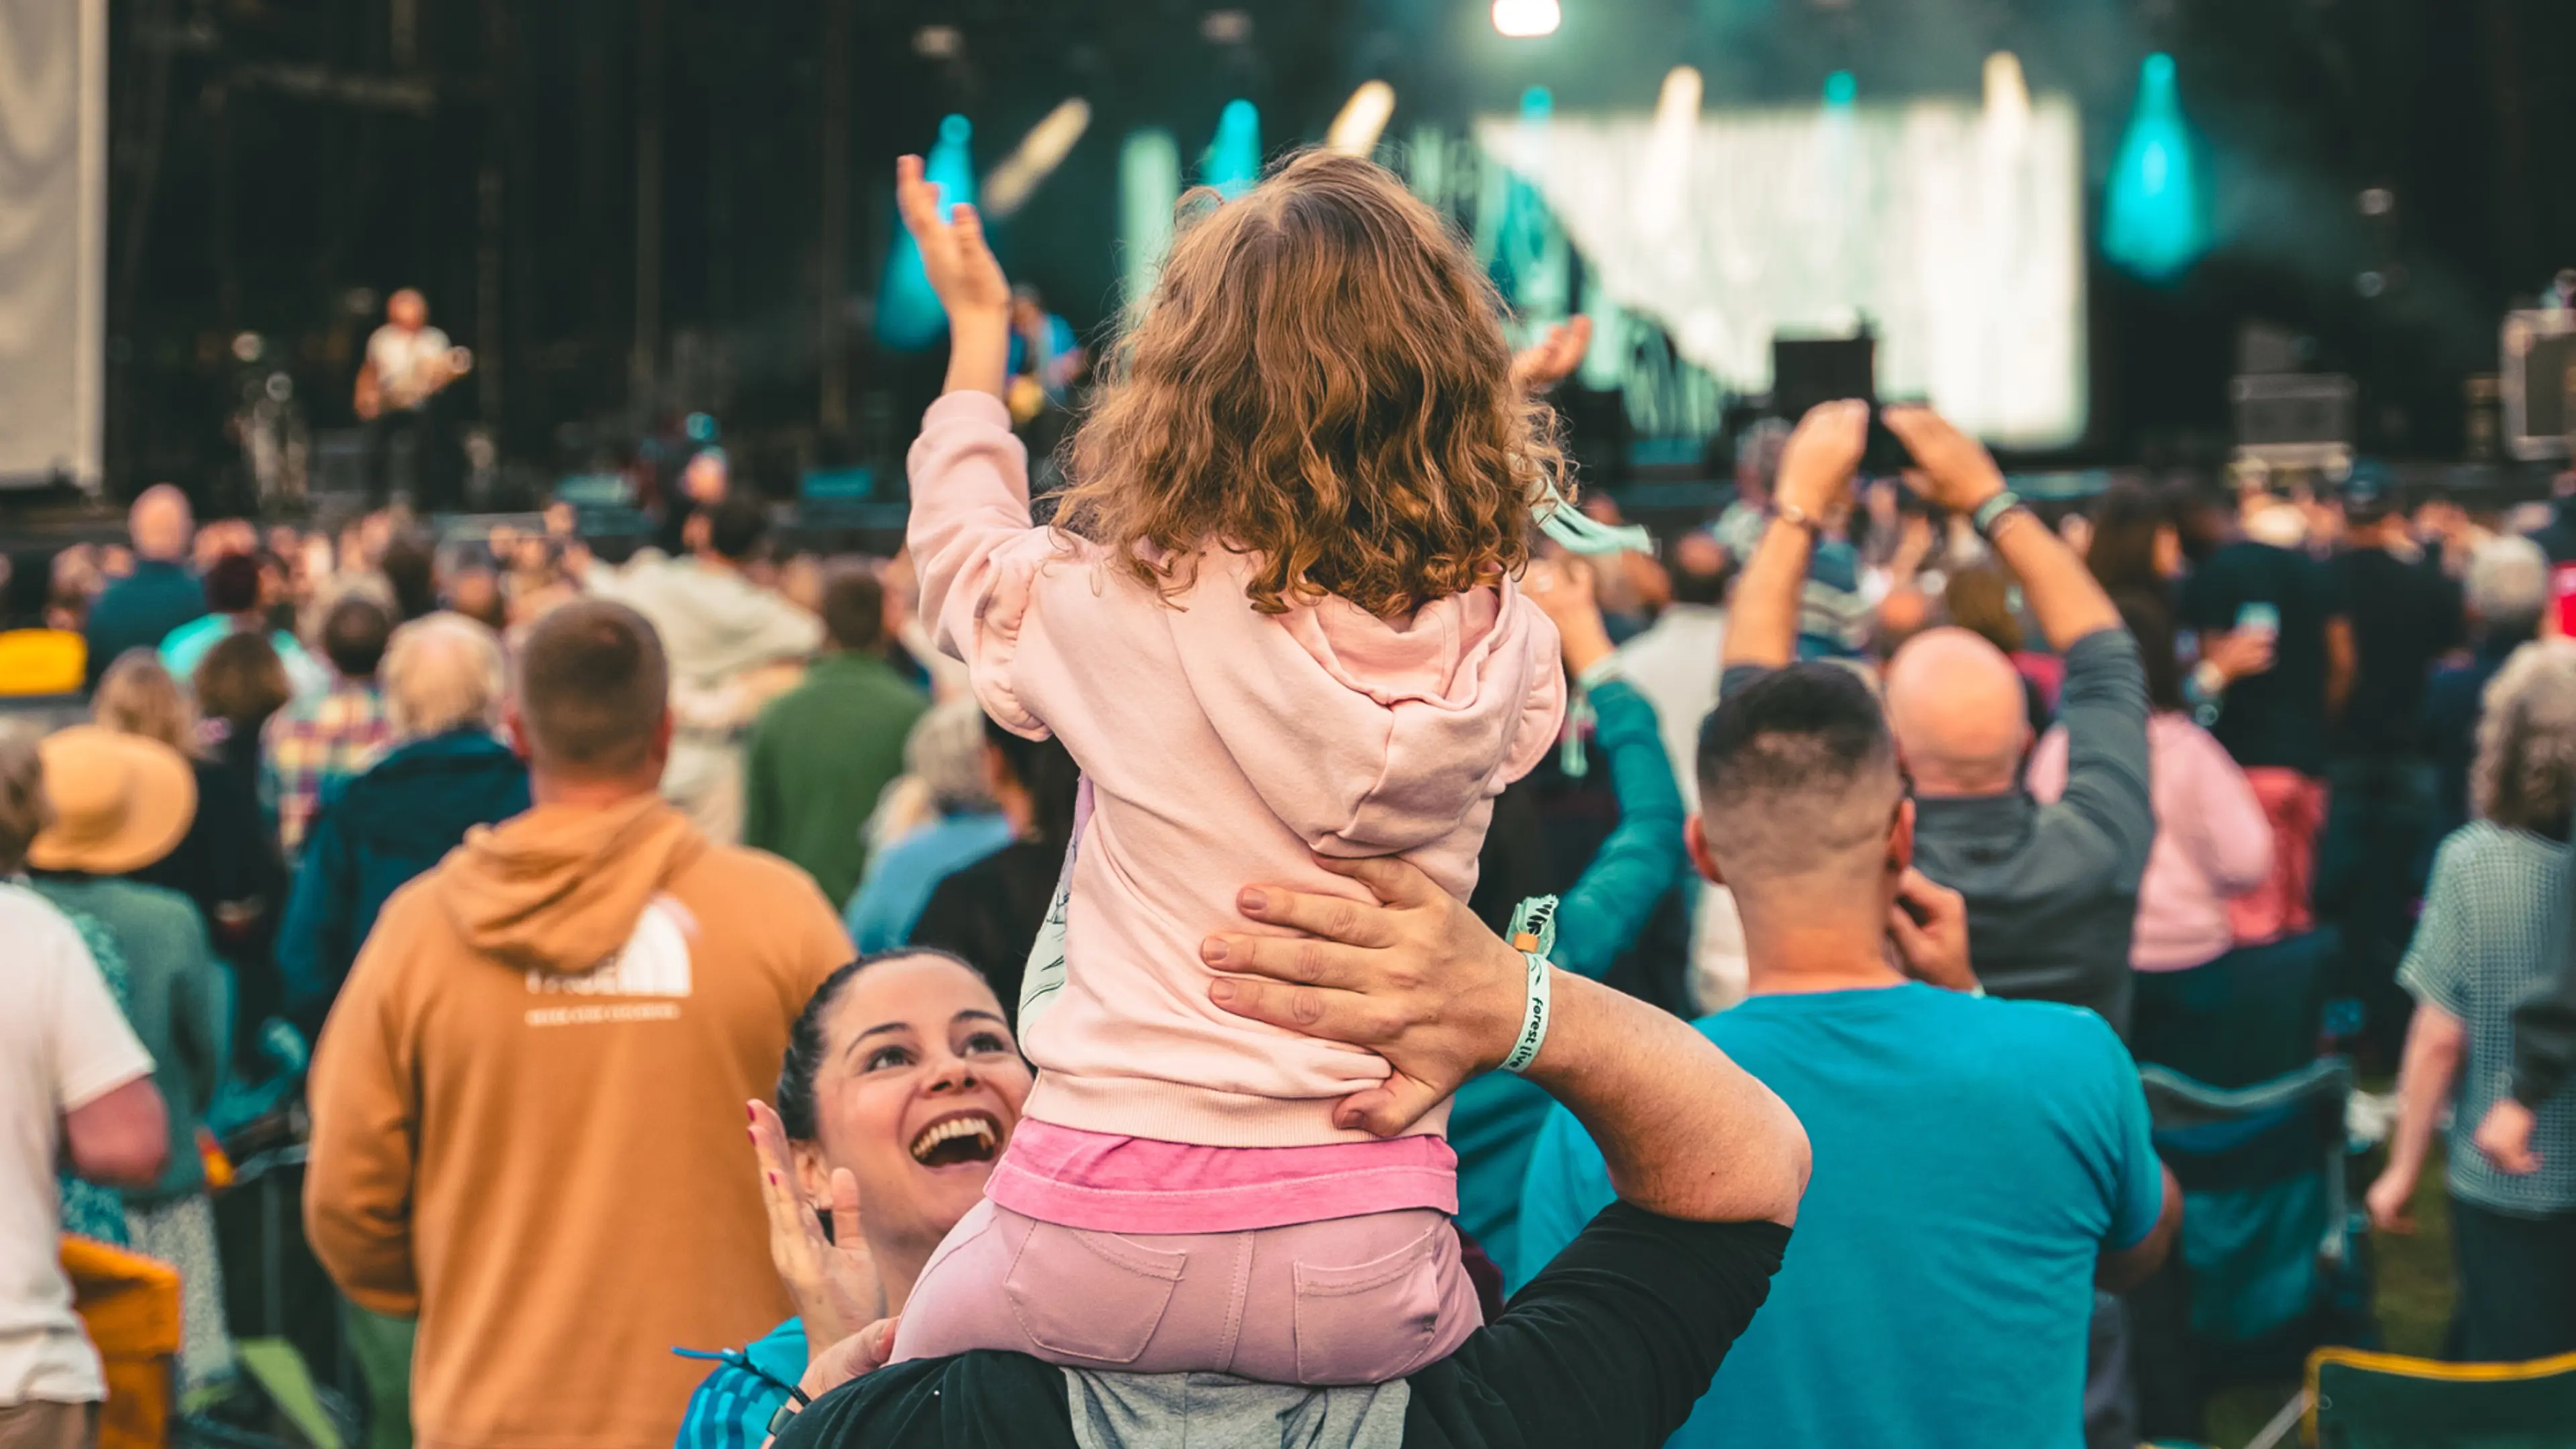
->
xmin=1058 ymin=149 xmax=1566 ymax=618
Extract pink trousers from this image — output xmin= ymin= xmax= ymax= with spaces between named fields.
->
xmin=890 ymin=1199 xmax=1483 ymax=1385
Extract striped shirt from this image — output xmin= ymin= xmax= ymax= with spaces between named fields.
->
xmin=2400 ymin=821 xmax=2576 ymax=1215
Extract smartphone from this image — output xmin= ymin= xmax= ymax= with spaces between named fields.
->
xmin=2554 ymin=564 xmax=2576 ymax=638
xmin=2235 ymin=602 xmax=2280 ymax=641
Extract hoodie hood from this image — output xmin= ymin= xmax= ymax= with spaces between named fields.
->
xmin=598 ymin=559 xmax=823 ymax=683
xmin=435 ymin=793 xmax=709 ymax=974
xmin=1165 ymin=553 xmax=1564 ymax=857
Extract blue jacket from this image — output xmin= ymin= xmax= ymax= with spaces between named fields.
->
xmin=277 ymin=729 xmax=529 ymax=1036
xmin=675 ymin=1318 xmax=808 ymax=1449
xmin=82 ymin=561 xmax=203 ymax=691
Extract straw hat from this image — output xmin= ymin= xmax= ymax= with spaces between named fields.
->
xmin=27 ymin=725 xmax=197 ymax=875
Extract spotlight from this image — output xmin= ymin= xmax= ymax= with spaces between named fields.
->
xmin=912 ymin=25 xmax=960 ymax=59
xmin=1823 ymin=70 xmax=1856 ymax=107
xmin=1201 ymin=9 xmax=1251 ymax=44
xmin=2104 ymin=54 xmax=2208 ymax=280
xmin=983 ymin=99 xmax=1093 ymax=219
xmin=1327 ymin=80 xmax=1397 ymax=156
xmin=1491 ymin=0 xmax=1560 ymax=40
xmin=1982 ymin=52 xmax=2029 ymax=127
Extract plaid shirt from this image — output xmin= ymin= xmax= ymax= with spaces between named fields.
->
xmin=262 ymin=680 xmax=396 ymax=856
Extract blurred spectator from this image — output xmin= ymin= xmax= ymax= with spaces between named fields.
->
xmin=83 ymin=485 xmax=203 ymax=692
xmin=303 ymin=601 xmax=848 ymax=1449
xmin=2084 ymin=482 xmax=2187 ymax=600
xmin=843 ymin=698 xmax=1010 ymax=951
xmin=1944 ymin=564 xmax=2057 ymax=735
xmin=380 ymin=534 xmax=440 ymax=623
xmin=2182 ymin=482 xmax=2357 ymax=946
xmin=2369 ymin=641 xmax=2576 ymax=1361
xmin=2523 ymin=468 xmax=2576 ymax=566
xmin=2325 ymin=471 xmax=2466 ymax=1058
xmin=161 ymin=552 xmax=327 ymax=702
xmin=0 ymin=736 xmax=170 ymax=1449
xmin=97 ymin=651 xmax=288 ymax=1048
xmin=591 ymin=494 xmax=821 ymax=844
xmin=2426 ymin=537 xmax=2550 ymax=841
xmin=905 ymin=715 xmax=1079 ymax=1018
xmin=25 ymin=727 xmax=235 ymax=1397
xmin=263 ymin=596 xmax=398 ymax=857
xmin=195 ymin=631 xmax=294 ymax=794
xmin=447 ymin=564 xmax=508 ymax=634
xmin=1713 ymin=417 xmax=1789 ymax=566
xmin=743 ymin=562 xmax=927 ymax=907
xmin=277 ymin=614 xmax=527 ymax=1039
xmin=1617 ymin=531 xmax=1732 ymax=798
xmin=2031 ymin=592 xmax=2271 ymax=1066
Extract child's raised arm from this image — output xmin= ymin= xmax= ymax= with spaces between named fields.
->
xmin=896 ymin=154 xmax=1012 ymax=401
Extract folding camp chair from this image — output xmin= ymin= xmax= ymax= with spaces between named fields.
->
xmin=2141 ymin=1059 xmax=2369 ymax=1381
xmin=2306 ymin=1346 xmax=2576 ymax=1448
xmin=2131 ymin=927 xmax=2336 ymax=1090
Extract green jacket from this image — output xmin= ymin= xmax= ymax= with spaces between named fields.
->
xmin=31 ymin=875 xmax=229 ymax=1204
xmin=743 ymin=653 xmax=928 ymax=907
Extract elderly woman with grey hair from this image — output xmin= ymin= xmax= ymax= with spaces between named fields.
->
xmin=2367 ymin=639 xmax=2576 ymax=1362
xmin=274 ymin=614 xmax=531 ymax=1038
xmin=2424 ymin=535 xmax=2551 ymax=842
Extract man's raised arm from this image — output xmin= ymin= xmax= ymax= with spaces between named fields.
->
xmin=1723 ymin=400 xmax=1869 ymax=676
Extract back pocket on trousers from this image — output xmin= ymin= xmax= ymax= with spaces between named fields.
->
xmin=1290 ymin=1221 xmax=1445 ymax=1385
xmin=1003 ymin=1220 xmax=1187 ymax=1365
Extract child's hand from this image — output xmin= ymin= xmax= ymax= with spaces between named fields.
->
xmin=896 ymin=155 xmax=1010 ymax=319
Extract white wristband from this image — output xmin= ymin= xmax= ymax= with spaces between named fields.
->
xmin=1500 ymin=951 xmax=1554 ymax=1075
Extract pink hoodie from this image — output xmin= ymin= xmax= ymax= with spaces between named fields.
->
xmin=908 ymin=392 xmax=1564 ymax=1147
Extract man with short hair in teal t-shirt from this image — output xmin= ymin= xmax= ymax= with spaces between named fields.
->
xmin=1518 ymin=410 xmax=2178 ymax=1449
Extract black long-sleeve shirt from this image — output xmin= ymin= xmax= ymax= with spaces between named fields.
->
xmin=773 ymin=1206 xmax=1790 ymax=1449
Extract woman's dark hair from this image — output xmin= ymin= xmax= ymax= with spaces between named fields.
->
xmin=1943 ymin=566 xmax=2023 ymax=655
xmin=2111 ymin=588 xmax=2186 ymax=713
xmin=775 ymin=947 xmax=985 ymax=1140
xmin=2086 ymin=482 xmax=2178 ymax=596
xmin=983 ymin=713 xmax=1081 ymax=853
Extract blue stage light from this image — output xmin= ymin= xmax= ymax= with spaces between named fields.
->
xmin=1205 ymin=99 xmax=1261 ymax=198
xmin=1823 ymin=70 xmax=1856 ymax=108
xmin=2104 ymin=54 xmax=2208 ymax=281
xmin=877 ymin=115 xmax=977 ymax=352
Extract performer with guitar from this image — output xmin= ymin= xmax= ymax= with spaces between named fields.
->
xmin=355 ymin=288 xmax=472 ymax=509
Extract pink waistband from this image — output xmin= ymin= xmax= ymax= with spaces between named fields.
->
xmin=985 ymin=1118 xmax=1458 ymax=1234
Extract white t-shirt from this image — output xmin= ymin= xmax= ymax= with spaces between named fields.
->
xmin=366 ymin=323 xmax=453 ymax=411
xmin=0 ymin=883 xmax=153 ymax=1407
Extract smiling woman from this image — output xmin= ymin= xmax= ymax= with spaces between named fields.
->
xmin=674 ymin=950 xmax=1032 ymax=1449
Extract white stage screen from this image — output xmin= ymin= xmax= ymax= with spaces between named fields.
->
xmin=0 ymin=0 xmax=106 ymax=488
xmin=1479 ymin=96 xmax=2088 ymax=449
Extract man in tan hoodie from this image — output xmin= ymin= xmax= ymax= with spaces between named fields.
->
xmin=304 ymin=600 xmax=851 ymax=1449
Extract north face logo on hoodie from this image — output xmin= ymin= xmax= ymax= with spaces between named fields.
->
xmin=524 ymin=897 xmax=694 ymax=1024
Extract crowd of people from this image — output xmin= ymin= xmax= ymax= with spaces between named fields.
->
xmin=6 ymin=144 xmax=2576 ymax=1449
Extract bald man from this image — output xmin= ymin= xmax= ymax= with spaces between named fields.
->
xmin=81 ymin=485 xmax=205 ymax=692
xmin=1720 ymin=402 xmax=2151 ymax=1037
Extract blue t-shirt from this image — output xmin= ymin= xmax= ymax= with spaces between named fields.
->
xmin=843 ymin=812 xmax=1014 ymax=953
xmin=1518 ymin=983 xmax=2162 ymax=1449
